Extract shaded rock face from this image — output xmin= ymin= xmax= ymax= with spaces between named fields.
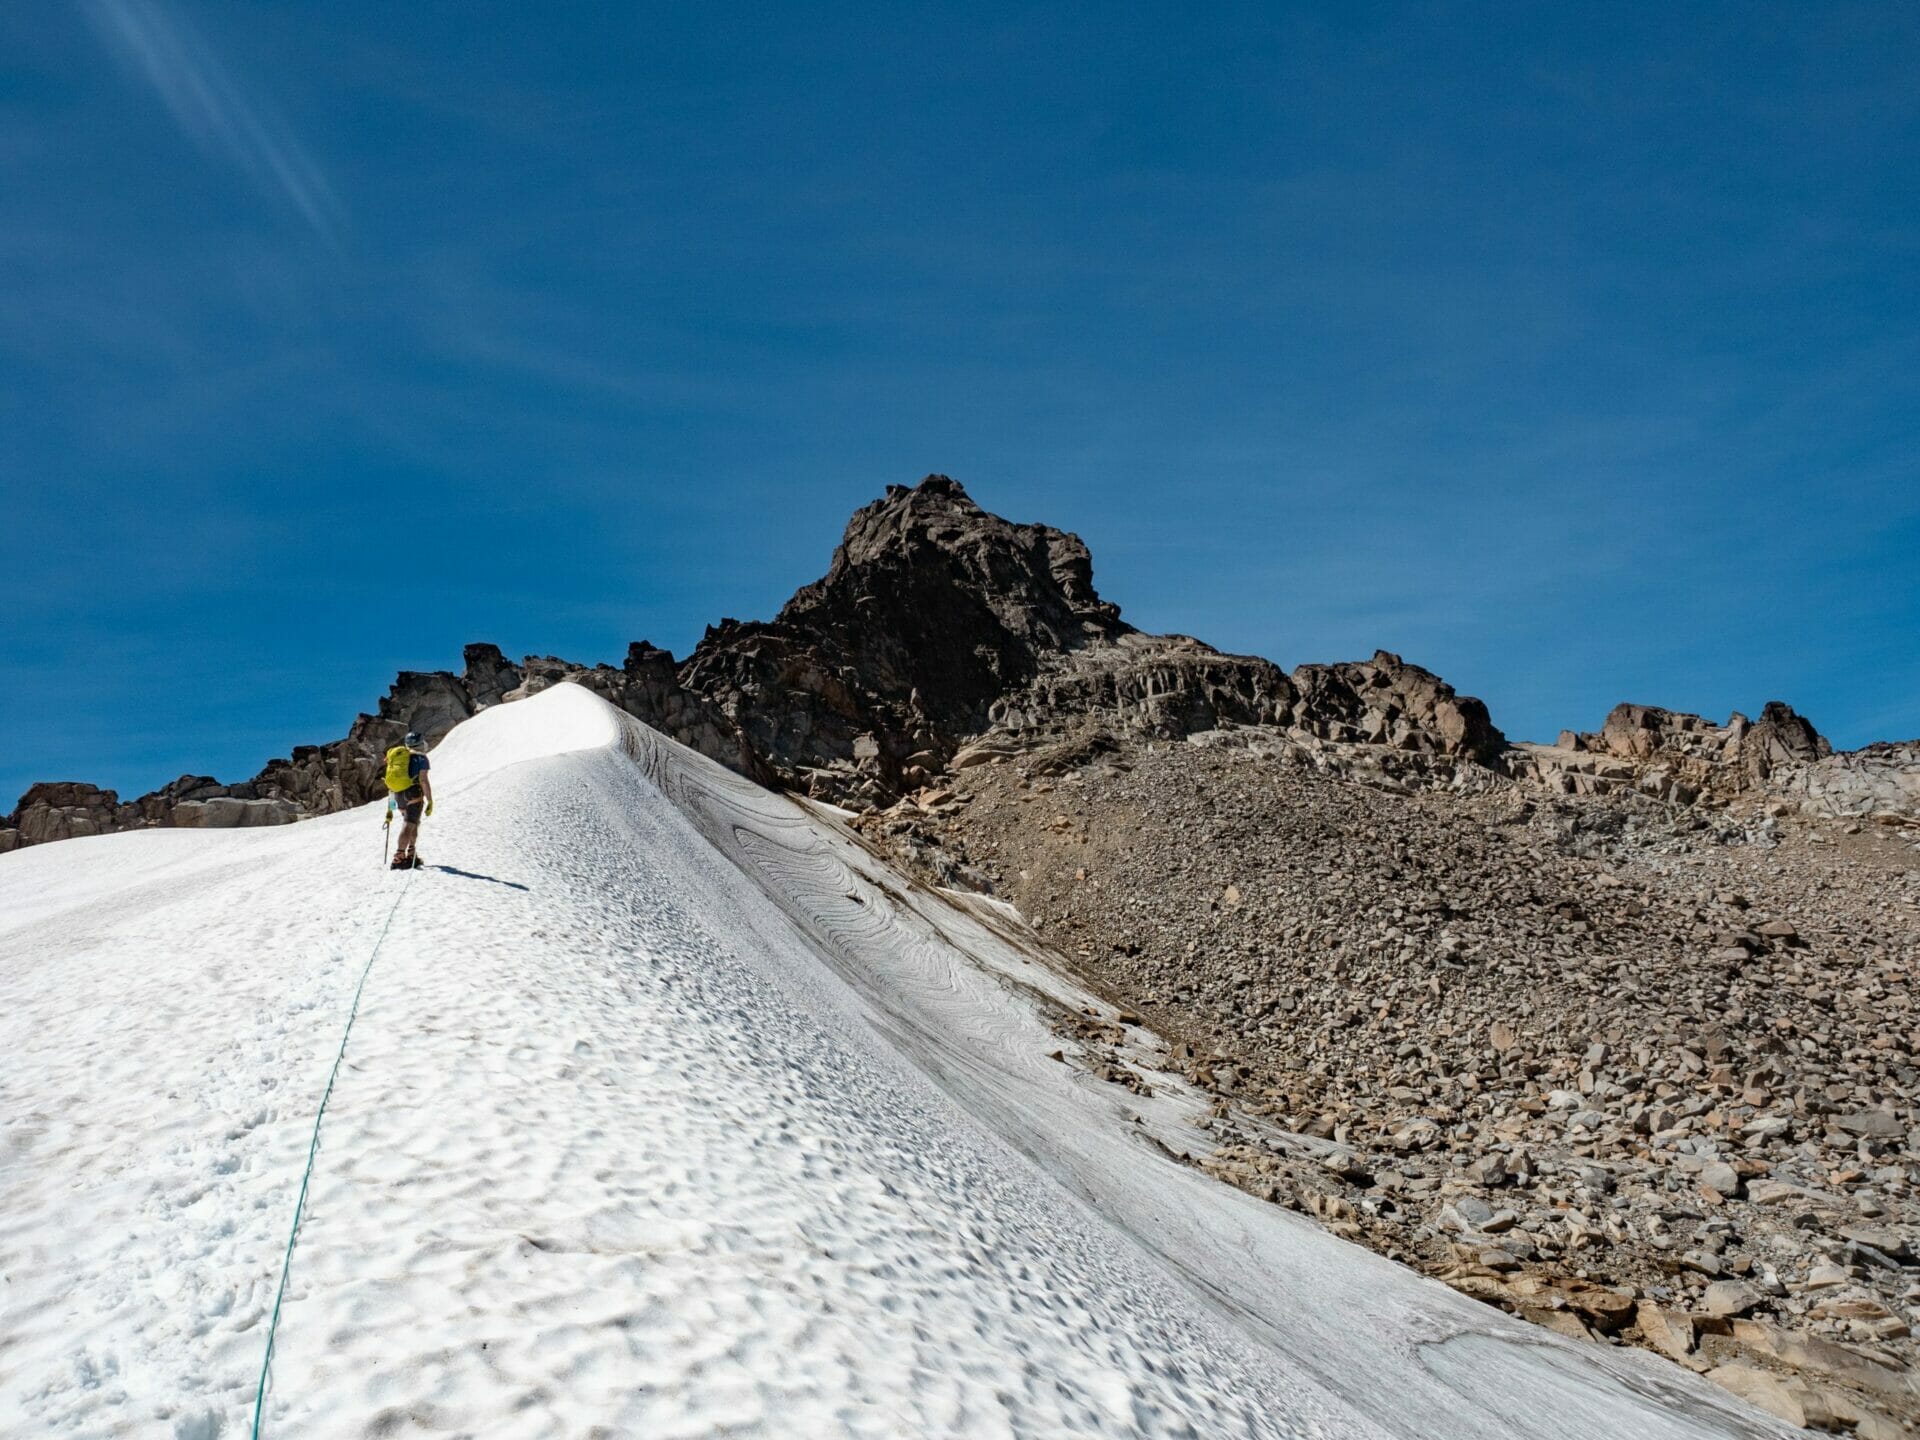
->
xmin=8 ymin=783 xmax=131 ymax=846
xmin=1289 ymin=651 xmax=1506 ymax=762
xmin=1743 ymin=699 xmax=1832 ymax=778
xmin=797 ymin=475 xmax=1127 ymax=681
xmin=676 ymin=476 xmax=1133 ymax=798
xmin=462 ymin=642 xmax=522 ymax=710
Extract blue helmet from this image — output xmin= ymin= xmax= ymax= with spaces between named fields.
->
xmin=404 ymin=731 xmax=423 ymax=749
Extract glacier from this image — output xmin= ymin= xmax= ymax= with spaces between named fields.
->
xmin=0 ymin=683 xmax=1791 ymax=1438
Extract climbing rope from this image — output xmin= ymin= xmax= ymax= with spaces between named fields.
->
xmin=249 ymin=870 xmax=414 ymax=1438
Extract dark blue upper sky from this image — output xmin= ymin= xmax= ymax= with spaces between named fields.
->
xmin=5 ymin=1 xmax=1917 ymax=805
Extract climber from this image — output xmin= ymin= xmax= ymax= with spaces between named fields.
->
xmin=383 ymin=731 xmax=434 ymax=870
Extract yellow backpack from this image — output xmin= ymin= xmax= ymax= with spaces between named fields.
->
xmin=383 ymin=745 xmax=415 ymax=793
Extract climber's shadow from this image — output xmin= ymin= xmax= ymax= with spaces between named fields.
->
xmin=428 ymin=865 xmax=530 ymax=892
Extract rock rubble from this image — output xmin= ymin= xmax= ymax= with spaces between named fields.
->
xmin=856 ymin=728 xmax=1920 ymax=1433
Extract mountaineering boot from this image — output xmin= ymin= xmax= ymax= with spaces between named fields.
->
xmin=391 ymin=852 xmax=413 ymax=871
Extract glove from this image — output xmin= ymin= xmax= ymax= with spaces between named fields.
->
xmin=426 ymin=800 xmax=434 ymax=817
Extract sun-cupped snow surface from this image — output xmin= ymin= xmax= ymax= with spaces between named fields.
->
xmin=0 ymin=684 xmax=1791 ymax=1439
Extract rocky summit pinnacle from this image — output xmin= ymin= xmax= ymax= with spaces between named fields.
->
xmin=791 ymin=474 xmax=1127 ymax=659
xmin=677 ymin=474 xmax=1131 ymax=788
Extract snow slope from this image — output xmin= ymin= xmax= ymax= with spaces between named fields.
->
xmin=0 ymin=683 xmax=1792 ymax=1439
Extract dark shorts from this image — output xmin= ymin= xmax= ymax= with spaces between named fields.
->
xmin=395 ymin=787 xmax=425 ymax=823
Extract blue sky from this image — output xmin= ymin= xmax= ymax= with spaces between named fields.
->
xmin=4 ymin=2 xmax=1917 ymax=806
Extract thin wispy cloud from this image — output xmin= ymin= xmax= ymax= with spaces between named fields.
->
xmin=83 ymin=0 xmax=343 ymax=242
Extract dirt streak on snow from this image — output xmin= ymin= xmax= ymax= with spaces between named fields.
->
xmin=0 ymin=684 xmax=1791 ymax=1438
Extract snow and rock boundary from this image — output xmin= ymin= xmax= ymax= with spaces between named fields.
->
xmin=1 ymin=684 xmax=1791 ymax=1437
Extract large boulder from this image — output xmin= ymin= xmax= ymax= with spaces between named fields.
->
xmin=7 ymin=782 xmax=138 ymax=845
xmin=1290 ymin=651 xmax=1506 ymax=762
xmin=172 ymin=797 xmax=301 ymax=829
xmin=1597 ymin=704 xmax=1688 ymax=761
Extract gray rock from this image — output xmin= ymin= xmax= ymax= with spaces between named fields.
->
xmin=1701 ymin=1279 xmax=1760 ymax=1318
xmin=1287 ymin=651 xmax=1505 ymax=763
xmin=1464 ymin=1153 xmax=1511 ymax=1187
xmin=171 ymin=797 xmax=300 ymax=829
xmin=1697 ymin=1160 xmax=1742 ymax=1198
xmin=1835 ymin=1110 xmax=1905 ymax=1140
xmin=1440 ymin=1195 xmax=1499 ymax=1233
xmin=1840 ymin=1225 xmax=1915 ymax=1263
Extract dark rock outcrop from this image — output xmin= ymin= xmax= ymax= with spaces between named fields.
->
xmin=670 ymin=479 xmax=1505 ymax=799
xmin=1289 ymin=650 xmax=1506 ymax=762
xmin=1741 ymin=699 xmax=1831 ymax=779
xmin=462 ymin=642 xmax=522 ymax=710
xmin=676 ymin=475 xmax=1133 ymax=799
xmin=6 ymin=782 xmax=132 ymax=847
